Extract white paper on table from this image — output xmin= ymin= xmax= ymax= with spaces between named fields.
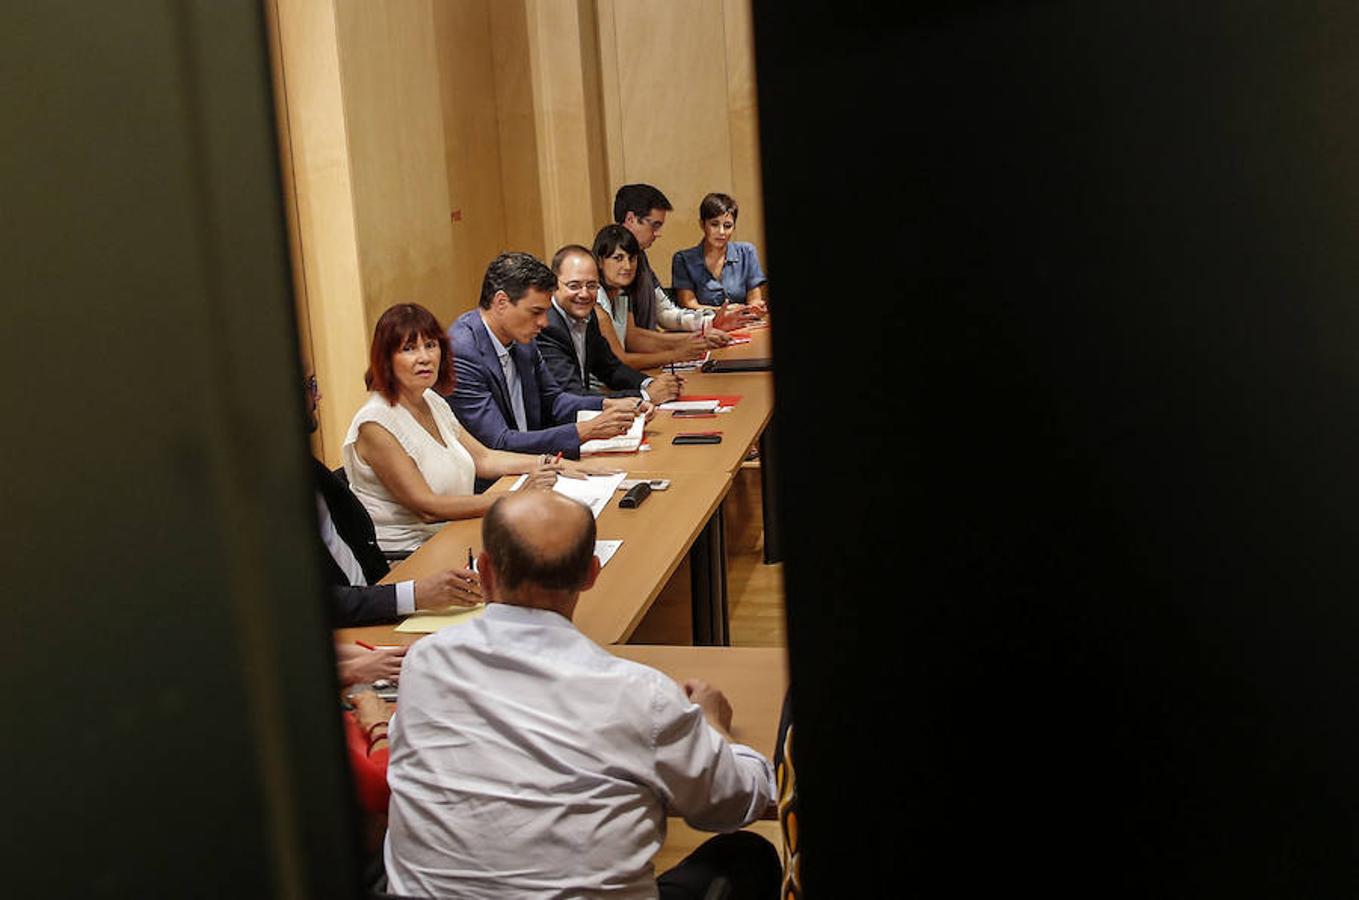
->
xmin=657 ymin=399 xmax=720 ymax=412
xmin=594 ymin=539 xmax=622 ymax=568
xmin=552 ymin=471 xmax=626 ymax=517
xmin=667 ymin=351 xmax=711 ymax=371
xmin=576 ymin=410 xmax=645 ymax=454
xmin=509 ymin=470 xmax=627 ymax=519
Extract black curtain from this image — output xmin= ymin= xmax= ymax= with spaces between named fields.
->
xmin=756 ymin=2 xmax=1359 ymax=895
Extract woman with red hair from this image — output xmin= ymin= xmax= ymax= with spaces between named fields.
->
xmin=343 ymin=303 xmax=610 ymax=551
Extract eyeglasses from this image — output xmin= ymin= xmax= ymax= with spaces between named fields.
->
xmin=305 ymin=374 xmax=319 ymax=395
xmin=562 ymin=281 xmax=600 ymax=292
xmin=639 ymin=216 xmax=664 ymax=231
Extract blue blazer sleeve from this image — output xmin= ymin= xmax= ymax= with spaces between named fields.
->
xmin=449 ymin=352 xmax=585 ymax=457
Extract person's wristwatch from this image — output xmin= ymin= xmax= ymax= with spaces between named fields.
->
xmin=639 ymin=378 xmax=653 ymax=403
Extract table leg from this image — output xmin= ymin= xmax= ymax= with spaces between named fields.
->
xmin=689 ymin=505 xmax=730 ymax=646
xmin=759 ymin=416 xmax=783 ymax=564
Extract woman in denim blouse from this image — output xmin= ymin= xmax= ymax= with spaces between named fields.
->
xmin=670 ymin=192 xmax=769 ymax=315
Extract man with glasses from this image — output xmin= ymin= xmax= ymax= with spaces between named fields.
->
xmin=537 ymin=244 xmax=684 ymax=403
xmin=614 ymin=183 xmax=747 ymax=343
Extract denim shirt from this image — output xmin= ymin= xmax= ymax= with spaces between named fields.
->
xmin=670 ymin=240 xmax=768 ymax=306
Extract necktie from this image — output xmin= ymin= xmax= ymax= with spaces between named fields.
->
xmin=502 ymin=352 xmax=528 ymax=431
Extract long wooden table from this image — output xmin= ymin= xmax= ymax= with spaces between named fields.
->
xmin=610 ymin=645 xmax=786 ymax=758
xmin=363 ymin=326 xmax=776 ymax=645
xmin=592 ymin=326 xmax=775 ymax=476
xmin=372 ymin=470 xmax=732 ymax=645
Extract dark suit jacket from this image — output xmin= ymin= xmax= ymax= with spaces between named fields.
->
xmin=537 ymin=303 xmax=646 ymax=398
xmin=446 ymin=309 xmax=602 ymax=461
xmin=312 ymin=457 xmax=398 ymax=626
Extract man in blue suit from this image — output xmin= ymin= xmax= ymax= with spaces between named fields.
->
xmin=447 ymin=251 xmax=645 ymax=465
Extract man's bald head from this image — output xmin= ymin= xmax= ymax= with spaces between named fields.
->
xmin=482 ymin=491 xmax=597 ymax=598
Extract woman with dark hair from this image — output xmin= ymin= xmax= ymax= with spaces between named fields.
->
xmin=343 ymin=303 xmax=607 ymax=551
xmin=672 ymin=192 xmax=768 ymax=315
xmin=591 ymin=225 xmax=709 ymax=372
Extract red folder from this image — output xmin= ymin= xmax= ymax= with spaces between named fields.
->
xmin=675 ymin=394 xmax=742 ymax=407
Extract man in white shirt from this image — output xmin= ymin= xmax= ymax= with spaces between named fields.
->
xmin=383 ymin=490 xmax=781 ymax=899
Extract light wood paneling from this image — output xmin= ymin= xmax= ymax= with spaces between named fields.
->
xmin=595 ymin=0 xmax=765 ymax=281
xmin=334 ymin=0 xmax=457 ymax=328
xmin=433 ymin=0 xmax=509 ymax=314
xmin=524 ymin=0 xmax=614 ymax=255
xmin=272 ymin=0 xmax=369 ymax=468
xmin=721 ymin=0 xmax=766 ymax=260
xmin=490 ymin=1 xmax=546 ymax=257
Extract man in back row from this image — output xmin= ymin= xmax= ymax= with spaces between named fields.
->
xmin=613 ymin=183 xmax=753 ymax=341
xmin=537 ymin=243 xmax=684 ymax=403
xmin=384 ymin=490 xmax=781 ymax=898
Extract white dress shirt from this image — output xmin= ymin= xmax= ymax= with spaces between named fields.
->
xmin=384 ymin=603 xmax=774 ymax=899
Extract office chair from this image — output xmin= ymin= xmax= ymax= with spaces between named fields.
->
xmin=332 ymin=465 xmax=413 ymax=564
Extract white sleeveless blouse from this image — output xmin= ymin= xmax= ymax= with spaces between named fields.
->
xmin=342 ymin=390 xmax=477 ymax=551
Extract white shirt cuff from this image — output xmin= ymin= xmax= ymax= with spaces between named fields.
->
xmin=395 ymin=580 xmax=416 ymax=616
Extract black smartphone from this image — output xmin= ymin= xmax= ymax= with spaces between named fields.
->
xmin=672 ymin=433 xmax=722 ymax=445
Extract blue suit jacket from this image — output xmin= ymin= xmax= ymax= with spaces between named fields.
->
xmin=446 ymin=309 xmax=602 ymax=463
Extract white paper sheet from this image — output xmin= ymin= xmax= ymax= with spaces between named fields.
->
xmin=657 ymin=399 xmax=720 ymax=412
xmin=666 ymin=351 xmax=711 ymax=371
xmin=594 ymin=539 xmax=622 ymax=568
xmin=576 ymin=410 xmax=645 ymax=454
xmin=509 ymin=470 xmax=627 ymax=519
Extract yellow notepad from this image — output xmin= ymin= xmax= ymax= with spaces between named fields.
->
xmin=393 ymin=603 xmax=487 ymax=634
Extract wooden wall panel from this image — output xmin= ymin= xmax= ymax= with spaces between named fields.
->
xmin=433 ymin=0 xmax=509 ymax=313
xmin=596 ymin=0 xmax=765 ymax=285
xmin=609 ymin=0 xmax=735 ymax=272
xmin=334 ymin=0 xmax=456 ymax=328
xmin=525 ymin=0 xmax=613 ymax=255
xmin=271 ymin=0 xmax=368 ymax=468
xmin=490 ymin=1 xmax=546 ymax=258
xmin=721 ymin=0 xmax=766 ymax=264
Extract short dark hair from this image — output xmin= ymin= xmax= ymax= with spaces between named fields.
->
xmin=364 ymin=303 xmax=455 ymax=403
xmin=478 ymin=251 xmax=557 ymax=309
xmin=613 ymin=183 xmax=672 ymax=224
xmin=699 ymin=192 xmax=739 ymax=223
xmin=550 ymin=244 xmax=596 ymax=275
xmin=482 ymin=495 xmax=597 ymax=592
xmin=592 ymin=224 xmax=639 ymax=264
